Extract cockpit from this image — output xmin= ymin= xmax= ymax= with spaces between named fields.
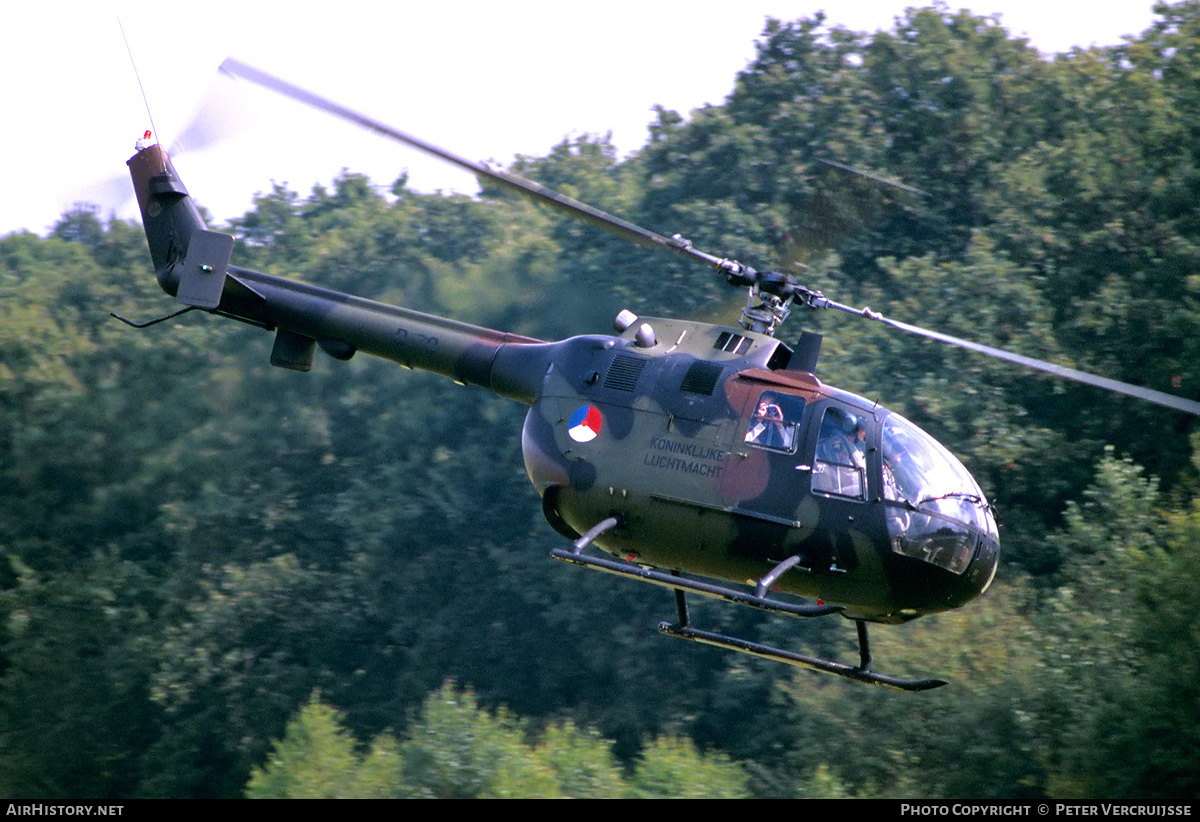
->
xmin=878 ymin=413 xmax=998 ymax=574
xmin=741 ymin=391 xmax=997 ymax=577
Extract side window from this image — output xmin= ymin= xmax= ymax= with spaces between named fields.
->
xmin=744 ymin=391 xmax=805 ymax=454
xmin=812 ymin=406 xmax=867 ymax=500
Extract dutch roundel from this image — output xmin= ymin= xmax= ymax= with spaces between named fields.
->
xmin=568 ymin=404 xmax=603 ymax=443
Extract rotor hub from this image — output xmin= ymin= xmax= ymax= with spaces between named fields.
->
xmin=739 ymin=286 xmax=792 ymax=336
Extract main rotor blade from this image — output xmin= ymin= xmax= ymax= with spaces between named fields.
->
xmin=815 ymin=158 xmax=930 ymax=198
xmin=816 ymin=297 xmax=1200 ymax=416
xmin=216 ymin=58 xmax=1199 ymax=417
xmin=219 ymin=58 xmax=736 ymax=274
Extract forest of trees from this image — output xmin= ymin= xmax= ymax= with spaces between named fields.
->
xmin=2 ymin=2 xmax=1199 ymax=799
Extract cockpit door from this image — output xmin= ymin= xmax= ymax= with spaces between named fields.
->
xmin=810 ymin=403 xmax=871 ymax=503
xmin=720 ymin=386 xmax=813 ymax=527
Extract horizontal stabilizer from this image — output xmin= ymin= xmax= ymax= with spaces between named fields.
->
xmin=176 ymin=230 xmax=233 ymax=309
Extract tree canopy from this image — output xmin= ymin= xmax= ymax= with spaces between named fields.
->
xmin=2 ymin=3 xmax=1199 ymax=799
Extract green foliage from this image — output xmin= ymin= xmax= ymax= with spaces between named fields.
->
xmin=246 ymin=684 xmax=747 ymax=798
xmin=627 ymin=735 xmax=749 ymax=798
xmin=2 ymin=2 xmax=1200 ymax=802
xmin=395 ymin=684 xmax=561 ymax=798
xmin=795 ymin=763 xmax=860 ymax=799
xmin=245 ymin=694 xmax=406 ymax=799
xmin=1036 ymin=451 xmax=1200 ymax=798
xmin=245 ymin=695 xmax=366 ymax=799
xmin=533 ymin=720 xmax=625 ymax=798
xmin=770 ymin=579 xmax=1047 ymax=799
xmin=0 ymin=553 xmax=163 ymax=798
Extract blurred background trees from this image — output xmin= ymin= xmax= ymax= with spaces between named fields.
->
xmin=2 ymin=3 xmax=1198 ymax=799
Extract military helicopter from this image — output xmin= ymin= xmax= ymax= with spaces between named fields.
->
xmin=119 ymin=59 xmax=1200 ymax=691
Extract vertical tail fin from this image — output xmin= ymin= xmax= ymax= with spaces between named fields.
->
xmin=127 ymin=143 xmax=209 ymax=290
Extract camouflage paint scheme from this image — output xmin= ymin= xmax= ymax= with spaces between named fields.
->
xmin=128 ymin=143 xmax=998 ymax=628
xmin=523 ymin=317 xmax=998 ymax=622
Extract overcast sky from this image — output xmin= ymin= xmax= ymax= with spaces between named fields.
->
xmin=1 ymin=1 xmax=1164 ymax=236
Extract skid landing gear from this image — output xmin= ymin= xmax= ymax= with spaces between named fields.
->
xmin=658 ymin=620 xmax=946 ymax=691
xmin=551 ymin=520 xmax=947 ymax=691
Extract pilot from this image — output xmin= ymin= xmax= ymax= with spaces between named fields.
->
xmin=849 ymin=420 xmax=867 ymax=467
xmin=882 ymin=446 xmax=902 ymax=500
xmin=883 ymin=445 xmax=921 ymax=503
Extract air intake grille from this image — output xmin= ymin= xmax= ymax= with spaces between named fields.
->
xmin=604 ymin=355 xmax=646 ymax=391
xmin=680 ymin=362 xmax=723 ymax=395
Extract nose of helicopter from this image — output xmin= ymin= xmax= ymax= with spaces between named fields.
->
xmin=879 ymin=411 xmax=1001 ymax=616
xmin=939 ymin=524 xmax=1001 ymax=617
xmin=885 ymin=513 xmax=1000 ymax=619
xmin=966 ymin=525 xmax=1000 ymax=598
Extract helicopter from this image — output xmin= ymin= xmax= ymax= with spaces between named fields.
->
xmin=119 ymin=59 xmax=1200 ymax=691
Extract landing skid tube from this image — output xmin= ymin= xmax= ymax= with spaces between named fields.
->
xmin=657 ymin=622 xmax=947 ymax=691
xmin=550 ymin=530 xmax=947 ymax=691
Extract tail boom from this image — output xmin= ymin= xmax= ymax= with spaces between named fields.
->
xmin=127 ymin=143 xmax=552 ymax=403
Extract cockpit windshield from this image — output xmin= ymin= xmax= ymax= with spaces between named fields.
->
xmin=880 ymin=413 xmax=998 ymax=573
xmin=881 ymin=415 xmax=989 ymax=527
